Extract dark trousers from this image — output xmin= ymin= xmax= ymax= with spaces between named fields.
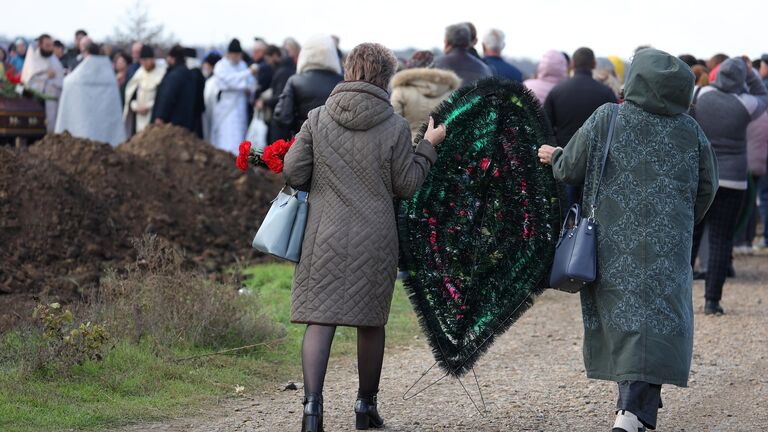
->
xmin=617 ymin=381 xmax=663 ymax=430
xmin=759 ymin=173 xmax=768 ymax=243
xmin=692 ymin=187 xmax=746 ymax=301
xmin=734 ymin=175 xmax=759 ymax=246
xmin=559 ymin=183 xmax=583 ymax=219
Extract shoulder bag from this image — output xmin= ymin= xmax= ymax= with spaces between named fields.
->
xmin=549 ymin=104 xmax=619 ymax=293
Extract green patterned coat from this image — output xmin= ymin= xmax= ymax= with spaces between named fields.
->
xmin=550 ymin=49 xmax=718 ymax=387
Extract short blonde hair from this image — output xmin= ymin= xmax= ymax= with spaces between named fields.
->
xmin=344 ymin=43 xmax=398 ymax=89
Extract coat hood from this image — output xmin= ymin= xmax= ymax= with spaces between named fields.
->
xmin=326 ymin=81 xmax=394 ymax=131
xmin=624 ymin=48 xmax=694 ymax=116
xmin=297 ymin=35 xmax=342 ymax=75
xmin=713 ymin=58 xmax=746 ymax=93
xmin=391 ymin=68 xmax=461 ymax=98
xmin=536 ymin=50 xmax=568 ymax=82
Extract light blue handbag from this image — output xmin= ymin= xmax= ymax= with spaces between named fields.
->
xmin=252 ymin=186 xmax=308 ymax=263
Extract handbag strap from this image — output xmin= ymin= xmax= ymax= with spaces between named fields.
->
xmin=589 ymin=104 xmax=620 ymax=220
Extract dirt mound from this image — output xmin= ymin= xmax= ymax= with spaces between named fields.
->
xmin=0 ymin=126 xmax=283 ymax=324
xmin=0 ymin=146 xmax=116 ymax=298
xmin=118 ymin=125 xmax=283 ymax=265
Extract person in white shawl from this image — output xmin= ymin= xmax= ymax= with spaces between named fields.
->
xmin=20 ymin=34 xmax=64 ymax=132
xmin=55 ymin=44 xmax=126 ymax=146
xmin=123 ymin=45 xmax=166 ymax=136
xmin=208 ymin=39 xmax=257 ymax=154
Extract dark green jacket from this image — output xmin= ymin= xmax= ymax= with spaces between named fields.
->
xmin=551 ymin=49 xmax=718 ymax=386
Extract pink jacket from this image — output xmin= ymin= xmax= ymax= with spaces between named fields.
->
xmin=524 ymin=50 xmax=568 ymax=105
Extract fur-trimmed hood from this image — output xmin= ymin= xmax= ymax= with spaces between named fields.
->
xmin=391 ymin=68 xmax=461 ymax=98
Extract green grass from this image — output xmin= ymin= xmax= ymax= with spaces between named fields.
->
xmin=0 ymin=264 xmax=418 ymax=432
xmin=241 ymin=264 xmax=419 ymax=365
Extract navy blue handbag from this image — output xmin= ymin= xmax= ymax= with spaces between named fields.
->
xmin=550 ymin=105 xmax=619 ymax=293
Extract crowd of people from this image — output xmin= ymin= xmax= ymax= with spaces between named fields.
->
xmin=4 ymin=21 xmax=768 ymax=432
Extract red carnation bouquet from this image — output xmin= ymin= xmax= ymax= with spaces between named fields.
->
xmin=236 ymin=137 xmax=296 ymax=174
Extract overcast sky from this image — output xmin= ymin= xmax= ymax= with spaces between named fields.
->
xmin=3 ymin=0 xmax=766 ymax=61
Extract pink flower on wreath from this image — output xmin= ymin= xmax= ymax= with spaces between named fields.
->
xmin=443 ymin=277 xmax=461 ymax=301
xmin=428 ymin=217 xmax=438 ymax=226
xmin=480 ymin=158 xmax=491 ymax=171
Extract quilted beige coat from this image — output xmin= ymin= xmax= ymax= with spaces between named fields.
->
xmin=283 ymin=81 xmax=437 ymax=326
xmin=390 ymin=68 xmax=460 ymax=138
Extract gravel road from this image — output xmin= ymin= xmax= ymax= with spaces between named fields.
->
xmin=117 ymin=255 xmax=768 ymax=431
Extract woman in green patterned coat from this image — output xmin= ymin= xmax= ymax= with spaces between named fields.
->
xmin=538 ymin=48 xmax=718 ymax=431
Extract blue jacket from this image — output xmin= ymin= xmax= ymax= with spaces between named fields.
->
xmin=484 ymin=56 xmax=523 ymax=82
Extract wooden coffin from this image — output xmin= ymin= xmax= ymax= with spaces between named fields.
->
xmin=0 ymin=96 xmax=46 ymax=138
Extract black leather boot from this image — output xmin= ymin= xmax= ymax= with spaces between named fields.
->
xmin=704 ymin=300 xmax=724 ymax=315
xmin=301 ymin=393 xmax=323 ymax=432
xmin=354 ymin=392 xmax=384 ymax=430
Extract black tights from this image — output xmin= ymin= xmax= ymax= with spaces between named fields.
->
xmin=301 ymin=324 xmax=385 ymax=398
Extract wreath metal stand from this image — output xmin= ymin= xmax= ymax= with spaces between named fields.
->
xmin=402 ymin=293 xmax=534 ymax=415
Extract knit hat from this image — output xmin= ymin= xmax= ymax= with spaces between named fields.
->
xmin=204 ymin=52 xmax=222 ymax=66
xmin=168 ymin=45 xmax=186 ymax=62
xmin=139 ymin=45 xmax=154 ymax=59
xmin=227 ymin=39 xmax=242 ymax=54
xmin=407 ymin=50 xmax=435 ymax=69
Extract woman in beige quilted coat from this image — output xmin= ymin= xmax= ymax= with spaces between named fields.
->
xmin=283 ymin=43 xmax=446 ymax=432
xmin=390 ymin=50 xmax=461 ymax=137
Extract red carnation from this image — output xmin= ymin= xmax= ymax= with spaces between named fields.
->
xmin=239 ymin=140 xmax=251 ymax=157
xmin=480 ymin=158 xmax=491 ymax=171
xmin=261 ymin=137 xmax=296 ymax=174
xmin=5 ymin=70 xmax=21 ymax=85
xmin=236 ymin=154 xmax=249 ymax=171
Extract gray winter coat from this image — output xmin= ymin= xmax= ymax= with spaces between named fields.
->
xmin=283 ymin=81 xmax=437 ymax=326
xmin=694 ymin=58 xmax=768 ymax=188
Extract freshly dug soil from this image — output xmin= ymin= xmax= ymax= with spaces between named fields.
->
xmin=0 ymin=125 xmax=282 ymax=329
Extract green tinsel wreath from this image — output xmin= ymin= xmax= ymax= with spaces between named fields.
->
xmin=399 ymin=77 xmax=559 ymax=377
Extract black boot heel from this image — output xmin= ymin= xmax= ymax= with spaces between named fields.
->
xmin=354 ymin=393 xmax=384 ymax=430
xmin=355 ymin=411 xmax=371 ymax=429
xmin=301 ymin=393 xmax=323 ymax=432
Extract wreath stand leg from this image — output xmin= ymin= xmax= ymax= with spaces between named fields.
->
xmin=401 ymin=292 xmax=535 ymax=415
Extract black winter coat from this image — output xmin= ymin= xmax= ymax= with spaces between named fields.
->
xmin=266 ymin=57 xmax=297 ymax=141
xmin=273 ymin=69 xmax=343 ymax=135
xmin=544 ymin=70 xmax=617 ymax=147
xmin=151 ymin=64 xmax=197 ymax=131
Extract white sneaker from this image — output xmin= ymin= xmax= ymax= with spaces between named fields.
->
xmin=733 ymin=245 xmax=754 ymax=256
xmin=612 ymin=410 xmax=646 ymax=432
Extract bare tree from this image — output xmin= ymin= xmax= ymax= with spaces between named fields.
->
xmin=110 ymin=0 xmax=176 ymax=50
